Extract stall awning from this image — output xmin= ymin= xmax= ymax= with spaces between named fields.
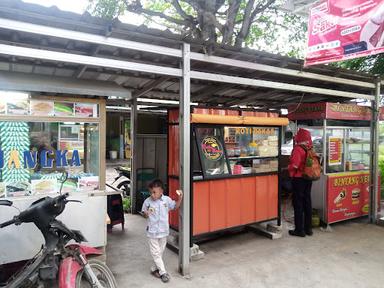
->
xmin=191 ymin=113 xmax=289 ymax=126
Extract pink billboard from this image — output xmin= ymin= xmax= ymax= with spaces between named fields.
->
xmin=305 ymin=0 xmax=384 ymax=66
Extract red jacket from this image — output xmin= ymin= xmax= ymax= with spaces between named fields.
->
xmin=288 ymin=129 xmax=312 ymax=178
xmin=288 ymin=146 xmax=306 ymax=177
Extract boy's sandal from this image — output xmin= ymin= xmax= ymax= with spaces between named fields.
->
xmin=160 ymin=273 xmax=170 ymax=283
xmin=151 ymin=269 xmax=161 ymax=278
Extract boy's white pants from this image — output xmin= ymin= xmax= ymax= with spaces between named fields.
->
xmin=148 ymin=237 xmax=167 ymax=275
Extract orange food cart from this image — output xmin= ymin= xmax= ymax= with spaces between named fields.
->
xmin=288 ymin=102 xmax=380 ymax=224
xmin=168 ymin=108 xmax=288 ymax=240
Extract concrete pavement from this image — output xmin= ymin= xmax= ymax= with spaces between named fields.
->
xmin=106 ymin=214 xmax=384 ymax=288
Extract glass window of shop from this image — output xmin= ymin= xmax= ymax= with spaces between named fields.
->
xmin=0 ymin=121 xmax=99 ymax=198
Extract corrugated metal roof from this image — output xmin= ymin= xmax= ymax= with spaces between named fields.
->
xmin=0 ymin=0 xmax=376 ymax=110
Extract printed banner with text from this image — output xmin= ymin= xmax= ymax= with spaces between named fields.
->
xmin=305 ymin=0 xmax=384 ymax=66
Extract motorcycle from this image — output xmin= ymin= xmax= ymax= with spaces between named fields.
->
xmin=0 ymin=173 xmax=118 ymax=288
xmin=107 ymin=167 xmax=130 ymax=196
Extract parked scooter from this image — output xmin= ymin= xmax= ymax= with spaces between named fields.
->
xmin=108 ymin=166 xmax=130 ymax=196
xmin=0 ymin=172 xmax=118 ymax=288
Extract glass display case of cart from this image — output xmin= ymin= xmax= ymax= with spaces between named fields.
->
xmin=193 ymin=125 xmax=280 ymax=179
xmin=325 ymin=127 xmax=370 ymax=174
xmin=224 ymin=126 xmax=279 ymax=175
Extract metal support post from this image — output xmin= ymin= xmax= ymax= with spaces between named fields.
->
xmin=369 ymin=78 xmax=380 ymax=223
xmin=130 ymin=98 xmax=138 ymax=213
xmin=179 ymin=43 xmax=191 ymax=276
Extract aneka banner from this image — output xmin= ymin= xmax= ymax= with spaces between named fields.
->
xmin=305 ymin=0 xmax=384 ymax=66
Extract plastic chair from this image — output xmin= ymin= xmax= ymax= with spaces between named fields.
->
xmin=107 ymin=194 xmax=124 ymax=232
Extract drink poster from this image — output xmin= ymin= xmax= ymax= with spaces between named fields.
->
xmin=306 ymin=0 xmax=384 ymax=66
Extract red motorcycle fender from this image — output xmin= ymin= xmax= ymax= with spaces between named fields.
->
xmin=66 ymin=244 xmax=103 ymax=257
xmin=59 ymin=244 xmax=103 ymax=288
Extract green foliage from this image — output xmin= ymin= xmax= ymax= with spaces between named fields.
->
xmin=379 ymin=159 xmax=384 ymax=199
xmin=87 ymin=0 xmax=307 ymax=57
xmin=333 ymin=54 xmax=384 ymax=76
xmin=110 ymin=138 xmax=120 ymax=151
xmin=87 ymin=0 xmax=126 ymax=20
xmin=122 ymin=195 xmax=131 ymax=212
xmin=379 ymin=124 xmax=384 ymax=198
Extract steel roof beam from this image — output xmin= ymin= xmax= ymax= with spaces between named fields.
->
xmin=133 ymin=76 xmax=172 ymax=98
xmin=190 ymin=53 xmax=374 ymax=89
xmin=0 ymin=44 xmax=182 ymax=77
xmin=0 ymin=18 xmax=375 ymax=91
xmin=190 ymin=71 xmax=374 ymax=100
xmin=0 ymin=18 xmax=182 ymax=58
xmin=74 ymin=45 xmax=101 ymax=78
xmin=192 ymin=83 xmax=237 ymax=101
xmin=0 ymin=43 xmax=374 ymax=101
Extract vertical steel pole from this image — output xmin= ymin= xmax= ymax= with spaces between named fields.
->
xmin=369 ymin=78 xmax=380 ymax=223
xmin=179 ymin=43 xmax=191 ymax=276
xmin=277 ymin=126 xmax=282 ymax=226
xmin=322 ymin=119 xmax=327 ymax=222
xmin=130 ymin=98 xmax=138 ymax=213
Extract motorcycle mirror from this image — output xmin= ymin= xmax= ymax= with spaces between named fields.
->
xmin=59 ymin=171 xmax=68 ymax=183
xmin=0 ymin=200 xmax=12 ymax=206
xmin=58 ymin=171 xmax=68 ymax=195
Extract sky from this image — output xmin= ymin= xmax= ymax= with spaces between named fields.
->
xmin=23 ymin=0 xmax=88 ymax=14
xmin=22 ymin=0 xmax=147 ymax=26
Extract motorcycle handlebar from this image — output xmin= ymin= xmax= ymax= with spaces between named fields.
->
xmin=0 ymin=217 xmax=17 ymax=228
xmin=0 ymin=193 xmax=70 ymax=229
xmin=56 ymin=193 xmax=69 ymax=202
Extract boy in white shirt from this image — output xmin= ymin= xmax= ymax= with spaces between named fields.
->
xmin=141 ymin=179 xmax=183 ymax=283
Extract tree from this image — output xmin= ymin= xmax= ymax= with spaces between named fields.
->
xmin=87 ymin=0 xmax=306 ymax=56
xmin=335 ymin=54 xmax=384 ymax=76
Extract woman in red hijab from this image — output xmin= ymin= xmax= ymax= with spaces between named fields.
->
xmin=288 ymin=128 xmax=313 ymax=237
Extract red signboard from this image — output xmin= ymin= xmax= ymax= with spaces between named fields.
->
xmin=287 ymin=103 xmax=327 ymax=120
xmin=326 ymin=103 xmax=372 ymax=120
xmin=288 ymin=102 xmax=372 ymax=121
xmin=327 ymin=172 xmax=370 ymax=223
xmin=306 ymin=0 xmax=384 ymax=66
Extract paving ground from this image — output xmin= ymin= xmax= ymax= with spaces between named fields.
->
xmin=106 ymin=214 xmax=384 ymax=288
xmin=105 ymin=163 xmax=384 ymax=288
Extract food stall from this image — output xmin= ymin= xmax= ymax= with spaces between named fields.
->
xmin=288 ymin=102 xmax=379 ymax=224
xmin=168 ymin=108 xmax=288 ymax=239
xmin=0 ymin=92 xmax=106 ymax=266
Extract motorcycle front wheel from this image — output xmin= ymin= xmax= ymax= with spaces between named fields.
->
xmin=75 ymin=259 xmax=117 ymax=288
